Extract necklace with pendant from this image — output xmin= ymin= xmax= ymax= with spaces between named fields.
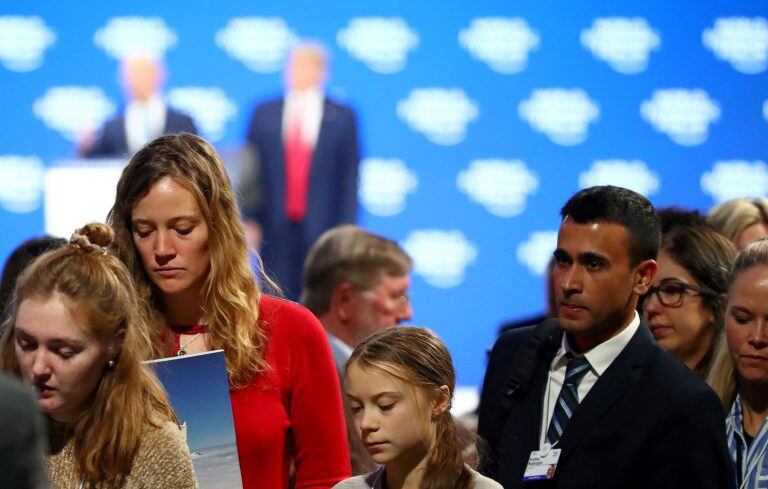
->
xmin=177 ymin=332 xmax=202 ymax=356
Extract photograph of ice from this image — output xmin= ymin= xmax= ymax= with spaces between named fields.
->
xmin=146 ymin=350 xmax=242 ymax=489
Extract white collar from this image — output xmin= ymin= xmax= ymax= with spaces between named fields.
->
xmin=286 ymin=87 xmax=323 ymax=103
xmin=127 ymin=94 xmax=164 ymax=112
xmin=554 ymin=310 xmax=640 ymax=376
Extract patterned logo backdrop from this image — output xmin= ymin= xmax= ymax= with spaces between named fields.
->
xmin=1 ymin=1 xmax=767 ymax=393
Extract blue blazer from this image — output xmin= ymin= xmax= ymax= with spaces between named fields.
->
xmin=477 ymin=319 xmax=731 ymax=489
xmin=83 ymin=107 xmax=197 ymax=158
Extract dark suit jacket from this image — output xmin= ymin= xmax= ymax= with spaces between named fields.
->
xmin=477 ymin=319 xmax=730 ymax=489
xmin=244 ymin=96 xmax=360 ymax=296
xmin=83 ymin=106 xmax=197 ymax=158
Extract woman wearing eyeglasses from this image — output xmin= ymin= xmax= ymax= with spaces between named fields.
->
xmin=642 ymin=225 xmax=736 ymax=377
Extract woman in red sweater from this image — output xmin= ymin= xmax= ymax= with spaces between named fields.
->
xmin=107 ymin=133 xmax=351 ymax=488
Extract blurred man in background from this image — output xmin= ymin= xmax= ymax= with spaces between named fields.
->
xmin=301 ymin=224 xmax=412 ymax=369
xmin=79 ymin=55 xmax=197 ymax=158
xmin=242 ymin=42 xmax=360 ymax=300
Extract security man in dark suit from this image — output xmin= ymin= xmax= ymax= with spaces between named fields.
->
xmin=478 ymin=185 xmax=730 ymax=489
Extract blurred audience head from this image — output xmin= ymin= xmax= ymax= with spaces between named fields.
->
xmin=302 ymin=225 xmax=413 ymax=348
xmin=0 ymin=235 xmax=66 ymax=321
xmin=285 ymin=42 xmax=328 ymax=91
xmin=120 ymin=55 xmax=165 ymax=103
xmin=657 ymin=206 xmax=707 ymax=234
xmin=708 ymin=198 xmax=768 ymax=250
xmin=707 ymin=238 xmax=768 ymax=407
xmin=642 ymin=225 xmax=736 ymax=376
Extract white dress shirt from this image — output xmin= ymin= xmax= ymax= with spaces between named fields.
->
xmin=538 ymin=311 xmax=640 ymax=449
xmin=125 ymin=95 xmax=167 ymax=155
xmin=282 ymin=87 xmax=324 ymax=149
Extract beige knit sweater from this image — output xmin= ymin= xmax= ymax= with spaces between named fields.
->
xmin=46 ymin=420 xmax=198 ymax=488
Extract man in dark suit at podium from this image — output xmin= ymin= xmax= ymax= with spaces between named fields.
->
xmin=80 ymin=55 xmax=197 ymax=159
xmin=242 ymin=42 xmax=360 ymax=299
xmin=477 ymin=186 xmax=730 ymax=489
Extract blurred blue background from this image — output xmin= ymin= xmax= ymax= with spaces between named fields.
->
xmin=1 ymin=0 xmax=767 ymax=396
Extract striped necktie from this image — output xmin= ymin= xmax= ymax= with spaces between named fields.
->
xmin=546 ymin=356 xmax=591 ymax=446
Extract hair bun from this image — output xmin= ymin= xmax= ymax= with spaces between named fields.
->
xmin=70 ymin=222 xmax=115 ymax=254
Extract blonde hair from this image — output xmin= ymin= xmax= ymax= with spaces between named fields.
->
xmin=707 ymin=238 xmax=768 ymax=407
xmin=301 ymin=225 xmax=413 ymax=314
xmin=0 ymin=223 xmax=177 ymax=484
xmin=346 ymin=326 xmax=473 ymax=489
xmin=707 ymin=198 xmax=768 ymax=245
xmin=107 ymin=133 xmax=267 ymax=387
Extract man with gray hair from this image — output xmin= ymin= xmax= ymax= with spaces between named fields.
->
xmin=301 ymin=224 xmax=413 ymax=369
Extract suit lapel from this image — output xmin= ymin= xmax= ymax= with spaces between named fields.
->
xmin=501 ymin=328 xmax=562 ymax=477
xmin=312 ymin=99 xmax=334 ymax=168
xmin=555 ymin=322 xmax=656 ymax=465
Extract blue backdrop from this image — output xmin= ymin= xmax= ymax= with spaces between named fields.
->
xmin=1 ymin=0 xmax=767 ymax=396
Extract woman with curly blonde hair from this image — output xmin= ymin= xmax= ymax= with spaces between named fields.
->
xmin=0 ymin=223 xmax=195 ymax=488
xmin=107 ymin=133 xmax=349 ymax=488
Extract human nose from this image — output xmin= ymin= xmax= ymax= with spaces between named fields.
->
xmin=398 ymin=299 xmax=413 ymax=323
xmin=359 ymin=408 xmax=379 ymax=434
xmin=560 ymin=265 xmax=582 ymax=296
xmin=642 ymin=288 xmax=662 ymax=318
xmin=153 ymin=230 xmax=176 ymax=263
xmin=748 ymin=320 xmax=768 ymax=349
xmin=30 ymin=350 xmax=52 ymax=381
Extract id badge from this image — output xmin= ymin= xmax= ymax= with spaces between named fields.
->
xmin=522 ymin=447 xmax=561 ymax=481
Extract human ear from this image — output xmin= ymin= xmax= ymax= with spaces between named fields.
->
xmin=432 ymin=385 xmax=451 ymax=417
xmin=106 ymin=328 xmax=126 ymax=362
xmin=330 ymin=283 xmax=356 ymax=322
xmin=633 ymin=259 xmax=657 ymax=296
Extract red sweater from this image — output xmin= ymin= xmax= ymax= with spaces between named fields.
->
xmin=231 ymin=296 xmax=351 ymax=488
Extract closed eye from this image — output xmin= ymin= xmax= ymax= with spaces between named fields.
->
xmin=16 ymin=337 xmax=36 ymax=351
xmin=57 ymin=348 xmax=76 ymax=359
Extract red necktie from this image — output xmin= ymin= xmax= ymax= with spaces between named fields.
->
xmin=284 ymin=98 xmax=313 ymax=221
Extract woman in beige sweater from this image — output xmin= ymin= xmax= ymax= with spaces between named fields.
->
xmin=0 ymin=223 xmax=196 ymax=488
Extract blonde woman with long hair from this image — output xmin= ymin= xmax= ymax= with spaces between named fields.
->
xmin=707 ymin=238 xmax=768 ymax=488
xmin=0 ymin=223 xmax=195 ymax=488
xmin=107 ymin=133 xmax=350 ymax=488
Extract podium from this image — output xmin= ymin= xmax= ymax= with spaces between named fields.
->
xmin=43 ymin=158 xmax=125 ymax=237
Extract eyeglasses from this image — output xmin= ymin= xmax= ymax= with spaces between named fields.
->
xmin=643 ymin=281 xmax=715 ymax=308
